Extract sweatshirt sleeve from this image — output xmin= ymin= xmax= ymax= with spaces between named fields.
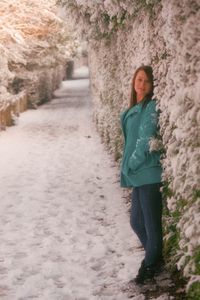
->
xmin=128 ymin=101 xmax=159 ymax=172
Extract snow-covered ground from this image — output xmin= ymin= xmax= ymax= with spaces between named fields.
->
xmin=0 ymin=67 xmax=173 ymax=300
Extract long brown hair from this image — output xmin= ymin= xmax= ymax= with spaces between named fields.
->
xmin=129 ymin=65 xmax=154 ymax=108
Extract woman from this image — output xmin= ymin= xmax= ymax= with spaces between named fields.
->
xmin=120 ymin=65 xmax=163 ymax=285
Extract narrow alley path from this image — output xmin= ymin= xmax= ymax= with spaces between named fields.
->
xmin=0 ymin=67 xmax=145 ymax=300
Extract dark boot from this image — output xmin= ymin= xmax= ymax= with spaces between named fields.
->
xmin=134 ymin=260 xmax=155 ymax=285
xmin=154 ymin=257 xmax=165 ymax=275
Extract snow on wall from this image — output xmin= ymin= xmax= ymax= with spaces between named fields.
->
xmin=60 ymin=0 xmax=200 ymax=287
xmin=0 ymin=0 xmax=76 ymax=109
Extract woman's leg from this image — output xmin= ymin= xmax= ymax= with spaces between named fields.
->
xmin=130 ymin=187 xmax=147 ymax=249
xmin=138 ymin=183 xmax=163 ymax=267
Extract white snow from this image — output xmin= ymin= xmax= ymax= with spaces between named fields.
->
xmin=0 ymin=67 xmax=146 ymax=300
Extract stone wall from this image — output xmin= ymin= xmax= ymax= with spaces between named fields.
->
xmin=0 ymin=64 xmax=67 ymax=131
xmin=0 ymin=92 xmax=27 ymax=130
xmin=0 ymin=0 xmax=77 ymax=131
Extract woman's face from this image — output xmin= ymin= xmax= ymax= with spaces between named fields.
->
xmin=134 ymin=70 xmax=152 ymax=103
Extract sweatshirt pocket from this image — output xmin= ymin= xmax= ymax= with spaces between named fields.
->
xmin=128 ymin=151 xmax=160 ymax=174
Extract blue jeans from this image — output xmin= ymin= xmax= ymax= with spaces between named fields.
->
xmin=130 ymin=183 xmax=163 ymax=266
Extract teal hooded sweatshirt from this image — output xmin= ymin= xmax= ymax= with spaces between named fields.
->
xmin=120 ymin=99 xmax=162 ymax=187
